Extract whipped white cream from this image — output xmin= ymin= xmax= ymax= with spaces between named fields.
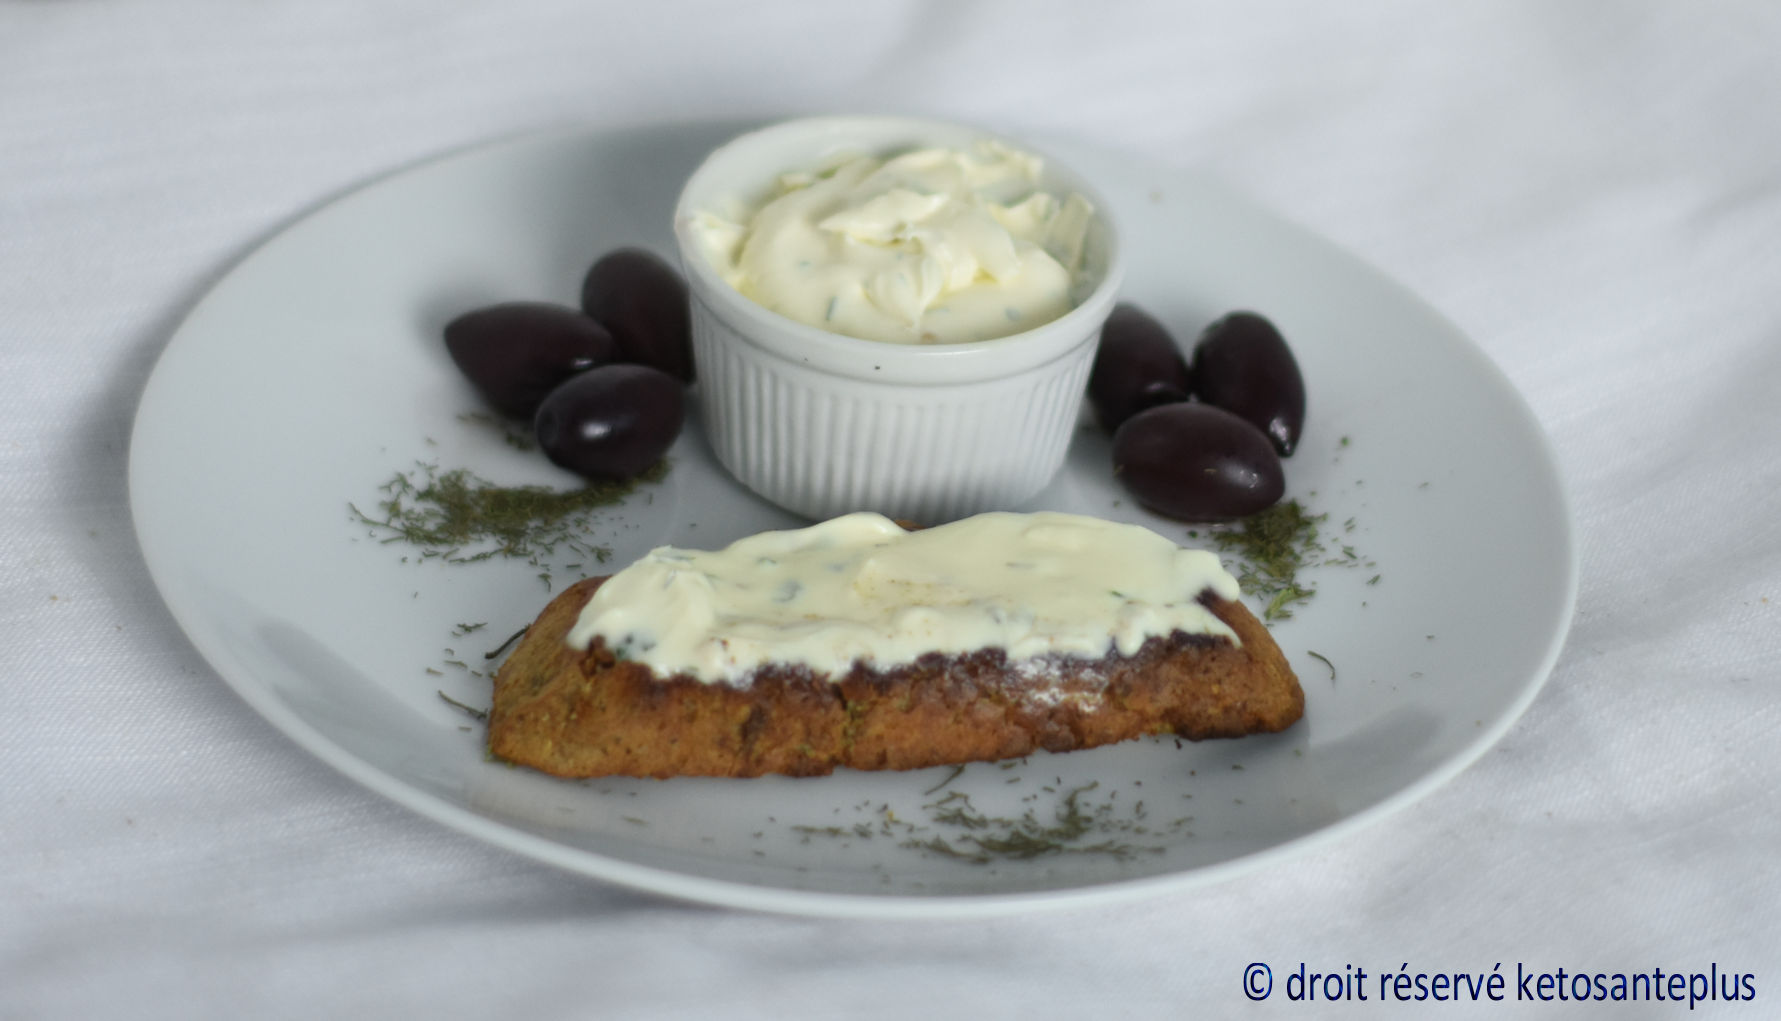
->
xmin=566 ymin=511 xmax=1240 ymax=686
xmin=690 ymin=141 xmax=1094 ymax=344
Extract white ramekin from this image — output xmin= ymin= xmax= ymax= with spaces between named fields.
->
xmin=672 ymin=116 xmax=1124 ymax=523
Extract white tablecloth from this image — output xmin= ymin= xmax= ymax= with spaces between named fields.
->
xmin=4 ymin=2 xmax=1777 ymax=1017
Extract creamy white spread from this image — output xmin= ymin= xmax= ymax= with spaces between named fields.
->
xmin=566 ymin=511 xmax=1240 ymax=686
xmin=690 ymin=141 xmax=1094 ymax=344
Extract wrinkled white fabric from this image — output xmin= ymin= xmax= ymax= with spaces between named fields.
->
xmin=3 ymin=2 xmax=1777 ymax=1017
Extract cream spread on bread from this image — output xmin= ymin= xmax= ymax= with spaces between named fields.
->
xmin=566 ymin=511 xmax=1240 ymax=685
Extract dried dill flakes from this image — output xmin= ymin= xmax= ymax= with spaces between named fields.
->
xmin=922 ymin=763 xmax=967 ymax=796
xmin=1207 ymin=498 xmax=1373 ymax=622
xmin=436 ymin=690 xmax=488 ymax=721
xmin=899 ymin=783 xmax=1172 ymax=864
xmin=483 ymin=625 xmax=528 ymax=661
xmin=1306 ymin=650 xmax=1337 ymax=682
xmin=774 ymin=774 xmax=1184 ymax=864
xmin=1208 ymin=499 xmax=1327 ymax=620
xmin=350 ymin=459 xmax=668 ymax=567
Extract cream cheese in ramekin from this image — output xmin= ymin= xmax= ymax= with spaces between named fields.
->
xmin=672 ymin=116 xmax=1124 ymax=522
xmin=566 ymin=511 xmax=1240 ymax=686
xmin=690 ymin=141 xmax=1094 ymax=345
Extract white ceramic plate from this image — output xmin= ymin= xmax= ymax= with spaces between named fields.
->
xmin=130 ymin=123 xmax=1575 ymax=918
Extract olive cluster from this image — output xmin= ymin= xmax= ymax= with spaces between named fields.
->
xmin=444 ymin=249 xmax=691 ymax=480
xmin=1089 ymin=305 xmax=1306 ymax=521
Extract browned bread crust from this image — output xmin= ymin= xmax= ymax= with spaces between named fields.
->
xmin=488 ymin=576 xmax=1304 ymax=779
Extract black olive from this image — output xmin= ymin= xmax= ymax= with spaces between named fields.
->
xmin=580 ymin=248 xmax=694 ymax=382
xmin=1087 ymin=303 xmax=1194 ymax=432
xmin=443 ymin=302 xmax=616 ymax=419
xmin=1111 ymin=403 xmax=1284 ymax=521
xmin=1191 ymin=311 xmax=1305 ymax=456
xmin=533 ymin=364 xmax=684 ymax=481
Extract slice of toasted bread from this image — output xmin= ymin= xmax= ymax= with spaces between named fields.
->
xmin=488 ymin=576 xmax=1302 ymax=779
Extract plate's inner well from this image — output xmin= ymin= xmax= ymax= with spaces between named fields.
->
xmin=129 ymin=125 xmax=1574 ymax=914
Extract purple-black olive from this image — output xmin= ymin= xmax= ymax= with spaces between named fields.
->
xmin=580 ymin=248 xmax=694 ymax=382
xmin=533 ymin=364 xmax=684 ymax=481
xmin=1191 ymin=311 xmax=1305 ymax=457
xmin=1088 ymin=303 xmax=1194 ymax=432
xmin=1112 ymin=403 xmax=1284 ymax=521
xmin=443 ymin=302 xmax=616 ymax=419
